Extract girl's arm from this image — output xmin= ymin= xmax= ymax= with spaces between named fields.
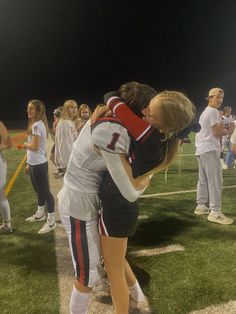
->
xmin=105 ymin=94 xmax=152 ymax=141
xmin=23 ymin=135 xmax=39 ymax=151
xmin=0 ymin=121 xmax=12 ymax=151
xmin=99 ymin=149 xmax=151 ymax=202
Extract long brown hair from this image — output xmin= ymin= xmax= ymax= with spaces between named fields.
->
xmin=119 ymin=81 xmax=157 ymax=117
xmin=27 ymin=99 xmax=49 ymax=137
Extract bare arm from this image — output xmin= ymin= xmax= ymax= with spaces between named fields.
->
xmin=212 ymin=122 xmax=235 ymax=137
xmin=0 ymin=121 xmax=12 ymax=151
xmin=23 ymin=135 xmax=40 ymax=151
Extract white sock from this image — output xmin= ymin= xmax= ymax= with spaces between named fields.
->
xmin=128 ymin=280 xmax=146 ymax=302
xmin=47 ymin=212 xmax=55 ymax=225
xmin=36 ymin=206 xmax=45 ymax=217
xmin=69 ymin=286 xmax=91 ymax=314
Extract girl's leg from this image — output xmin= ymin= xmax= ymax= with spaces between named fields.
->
xmin=26 ymin=165 xmax=46 ymax=221
xmin=101 ymin=235 xmax=129 ymax=314
xmin=0 ymin=187 xmax=12 ymax=232
xmin=0 ymin=160 xmax=12 ymax=232
xmin=32 ymin=162 xmax=55 ymax=213
xmin=125 ymin=259 xmax=146 ymax=301
xmin=125 ymin=259 xmax=150 ymax=311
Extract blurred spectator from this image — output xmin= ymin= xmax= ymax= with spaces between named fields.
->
xmin=54 ymin=99 xmax=78 ymax=178
xmin=194 ymin=88 xmax=235 ymax=225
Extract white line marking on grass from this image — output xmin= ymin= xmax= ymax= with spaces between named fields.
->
xmin=189 ymin=300 xmax=236 ymax=314
xmin=128 ymin=244 xmax=185 ymax=257
xmin=138 ymin=214 xmax=149 ymax=220
xmin=140 ymin=185 xmax=236 ymax=198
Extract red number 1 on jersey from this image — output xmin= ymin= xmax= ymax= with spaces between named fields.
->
xmin=106 ymin=132 xmax=121 ymax=151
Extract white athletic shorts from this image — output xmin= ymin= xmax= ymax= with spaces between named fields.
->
xmin=59 ymin=205 xmax=102 ymax=287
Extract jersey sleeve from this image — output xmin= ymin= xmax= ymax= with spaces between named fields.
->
xmin=91 ymin=121 xmax=130 ymax=154
xmin=32 ymin=122 xmax=42 ymax=137
xmin=100 ymin=151 xmax=146 ymax=202
xmin=105 ymin=95 xmax=152 ymax=141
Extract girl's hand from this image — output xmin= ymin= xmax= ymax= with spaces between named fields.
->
xmin=17 ymin=144 xmax=24 ymax=149
xmin=90 ymin=105 xmax=111 ymax=124
xmin=25 ymin=165 xmax=29 ymax=175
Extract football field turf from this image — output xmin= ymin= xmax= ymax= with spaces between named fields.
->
xmin=1 ymin=131 xmax=236 ymax=314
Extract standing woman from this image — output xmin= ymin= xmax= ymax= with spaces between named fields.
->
xmin=76 ymin=103 xmax=92 ymax=134
xmin=23 ymin=100 xmax=56 ymax=234
xmin=0 ymin=121 xmax=12 ymax=233
xmin=54 ymin=99 xmax=78 ymax=177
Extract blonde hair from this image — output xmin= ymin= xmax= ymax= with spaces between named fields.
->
xmin=27 ymin=99 xmax=49 ymax=137
xmin=149 ymin=91 xmax=196 ymax=174
xmin=62 ymin=99 xmax=78 ymax=120
xmin=78 ymin=103 xmax=91 ymax=120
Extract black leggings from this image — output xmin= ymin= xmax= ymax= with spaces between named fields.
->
xmin=29 ymin=162 xmax=55 ymax=213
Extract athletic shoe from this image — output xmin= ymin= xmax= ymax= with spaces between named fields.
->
xmin=221 ymin=160 xmax=228 ymax=170
xmin=0 ymin=224 xmax=13 ymax=234
xmin=207 ymin=211 xmax=234 ymax=225
xmin=129 ymin=296 xmax=151 ymax=313
xmin=38 ymin=220 xmax=56 ymax=234
xmin=25 ymin=213 xmax=46 ymax=222
xmin=194 ymin=204 xmax=210 ymax=215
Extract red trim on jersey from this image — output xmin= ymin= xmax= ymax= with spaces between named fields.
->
xmin=75 ymin=220 xmax=85 ymax=284
xmin=107 ymin=96 xmax=152 ymax=141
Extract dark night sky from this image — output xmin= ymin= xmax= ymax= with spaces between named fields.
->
xmin=1 ymin=0 xmax=236 ymax=123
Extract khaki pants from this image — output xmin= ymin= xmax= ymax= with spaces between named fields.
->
xmin=196 ymin=150 xmax=222 ymax=211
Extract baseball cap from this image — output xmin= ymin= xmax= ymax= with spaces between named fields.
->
xmin=205 ymin=87 xmax=224 ymax=100
xmin=53 ymin=108 xmax=62 ymax=117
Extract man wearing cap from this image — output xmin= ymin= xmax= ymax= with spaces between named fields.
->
xmin=194 ymin=87 xmax=235 ymax=224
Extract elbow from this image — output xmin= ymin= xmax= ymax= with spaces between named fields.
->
xmin=121 ymin=190 xmax=139 ymax=202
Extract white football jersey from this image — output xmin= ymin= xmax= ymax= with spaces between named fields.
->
xmin=59 ymin=119 xmax=130 ymax=220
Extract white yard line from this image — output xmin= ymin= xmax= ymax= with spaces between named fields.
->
xmin=141 ymin=185 xmax=236 ymax=198
xmin=128 ymin=244 xmax=184 ymax=257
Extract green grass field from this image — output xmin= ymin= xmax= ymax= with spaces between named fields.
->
xmin=1 ymin=132 xmax=236 ymax=314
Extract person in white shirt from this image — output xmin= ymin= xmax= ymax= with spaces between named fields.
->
xmin=221 ymin=106 xmax=235 ymax=168
xmin=57 ymin=88 xmax=153 ymax=314
xmin=0 ymin=121 xmax=12 ymax=233
xmin=54 ymin=99 xmax=79 ymax=177
xmin=76 ymin=103 xmax=92 ymax=135
xmin=195 ymin=88 xmax=235 ymax=224
xmin=20 ymin=100 xmax=56 ymax=234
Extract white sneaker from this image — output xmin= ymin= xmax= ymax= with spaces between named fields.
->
xmin=25 ymin=213 xmax=46 ymax=222
xmin=0 ymin=224 xmax=13 ymax=234
xmin=194 ymin=204 xmax=210 ymax=215
xmin=38 ymin=220 xmax=56 ymax=234
xmin=221 ymin=160 xmax=228 ymax=170
xmin=207 ymin=211 xmax=234 ymax=225
xmin=129 ymin=295 xmax=151 ymax=313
